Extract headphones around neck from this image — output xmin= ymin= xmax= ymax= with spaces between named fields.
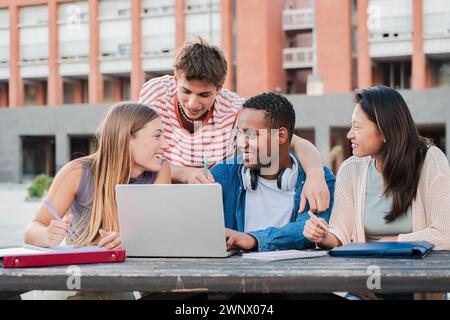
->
xmin=241 ymin=154 xmax=299 ymax=192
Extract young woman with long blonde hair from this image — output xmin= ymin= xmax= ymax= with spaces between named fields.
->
xmin=25 ymin=102 xmax=170 ymax=250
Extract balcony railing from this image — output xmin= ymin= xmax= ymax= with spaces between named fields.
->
xmin=142 ymin=35 xmax=175 ymax=58
xmin=59 ymin=40 xmax=89 ymax=61
xmin=283 ymin=8 xmax=314 ymax=31
xmin=369 ymin=32 xmax=412 ymax=41
xmin=100 ymin=41 xmax=132 ymax=59
xmin=185 ymin=0 xmax=220 ymax=13
xmin=282 ymin=47 xmax=313 ymax=69
xmin=424 ymin=11 xmax=450 ymax=38
xmin=0 ymin=46 xmax=9 ymax=66
xmin=368 ymin=15 xmax=412 ymax=41
xmin=142 ymin=5 xmax=174 ymax=16
xmin=20 ymin=44 xmax=49 ymax=64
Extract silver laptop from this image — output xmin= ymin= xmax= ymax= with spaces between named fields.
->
xmin=115 ymin=184 xmax=234 ymax=258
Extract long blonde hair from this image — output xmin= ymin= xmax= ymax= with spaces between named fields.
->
xmin=73 ymin=102 xmax=159 ymax=246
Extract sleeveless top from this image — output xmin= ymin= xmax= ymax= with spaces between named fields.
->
xmin=69 ymin=161 xmax=158 ymax=233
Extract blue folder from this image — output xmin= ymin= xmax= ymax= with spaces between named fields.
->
xmin=329 ymin=242 xmax=434 ymax=259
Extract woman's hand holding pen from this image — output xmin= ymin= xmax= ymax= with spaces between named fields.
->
xmin=46 ymin=213 xmax=74 ymax=247
xmin=303 ymin=211 xmax=329 ymax=244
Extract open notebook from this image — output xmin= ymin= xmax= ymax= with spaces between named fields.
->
xmin=0 ymin=245 xmax=125 ymax=268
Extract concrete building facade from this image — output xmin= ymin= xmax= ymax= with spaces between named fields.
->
xmin=0 ymin=0 xmax=449 ymax=182
xmin=1 ymin=87 xmax=449 ymax=182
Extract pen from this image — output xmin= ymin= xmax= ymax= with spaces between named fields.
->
xmin=203 ymin=158 xmax=209 ymax=179
xmin=44 ymin=199 xmax=78 ymax=240
xmin=207 ymin=161 xmax=216 ymax=170
xmin=307 ymin=211 xmax=329 ymax=232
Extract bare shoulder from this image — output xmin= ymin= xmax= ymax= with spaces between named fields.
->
xmin=58 ymin=159 xmax=85 ymax=177
xmin=50 ymin=159 xmax=86 ymax=194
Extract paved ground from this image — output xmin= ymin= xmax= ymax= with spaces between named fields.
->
xmin=0 ymin=184 xmax=37 ymax=247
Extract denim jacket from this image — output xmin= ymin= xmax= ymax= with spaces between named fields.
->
xmin=211 ymin=154 xmax=336 ymax=252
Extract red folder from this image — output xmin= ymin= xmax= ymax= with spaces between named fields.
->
xmin=1 ymin=249 xmax=126 ymax=269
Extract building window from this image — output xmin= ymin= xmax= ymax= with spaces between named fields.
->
xmin=185 ymin=0 xmax=221 ymax=47
xmin=286 ymin=69 xmax=312 ymax=94
xmin=432 ymin=60 xmax=450 ymax=88
xmin=63 ymin=83 xmax=75 ymax=104
xmin=0 ymin=83 xmax=8 ymax=107
xmin=24 ymin=82 xmax=48 ymax=106
xmin=122 ymin=78 xmax=131 ymax=101
xmin=22 ymin=136 xmax=55 ymax=180
xmin=118 ymin=8 xmax=131 ymax=17
xmin=63 ymin=79 xmax=88 ymax=104
xmin=103 ymin=80 xmax=115 ymax=103
xmin=103 ymin=77 xmax=130 ymax=103
xmin=380 ymin=61 xmax=411 ymax=89
xmin=70 ymin=136 xmax=96 ymax=160
xmin=352 ymin=0 xmax=357 ymax=12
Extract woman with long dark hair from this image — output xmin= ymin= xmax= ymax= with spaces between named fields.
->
xmin=304 ymin=85 xmax=450 ymax=250
xmin=303 ymin=86 xmax=450 ymax=299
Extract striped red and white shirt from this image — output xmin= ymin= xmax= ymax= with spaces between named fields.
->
xmin=139 ymin=75 xmax=245 ymax=167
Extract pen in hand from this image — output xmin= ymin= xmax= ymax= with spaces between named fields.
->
xmin=44 ymin=199 xmax=78 ymax=241
xmin=307 ymin=211 xmax=329 ymax=233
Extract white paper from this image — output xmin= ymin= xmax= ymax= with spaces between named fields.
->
xmin=0 ymin=247 xmax=50 ymax=258
xmin=0 ymin=245 xmax=107 ymax=258
xmin=241 ymin=249 xmax=328 ymax=261
xmin=49 ymin=245 xmax=107 ymax=253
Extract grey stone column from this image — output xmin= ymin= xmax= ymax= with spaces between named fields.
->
xmin=11 ymin=135 xmax=22 ymax=183
xmin=315 ymin=126 xmax=331 ymax=166
xmin=55 ymin=133 xmax=70 ymax=173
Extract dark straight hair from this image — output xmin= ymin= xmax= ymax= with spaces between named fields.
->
xmin=354 ymin=86 xmax=430 ymax=223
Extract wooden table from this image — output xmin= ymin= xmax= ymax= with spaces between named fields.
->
xmin=1 ymin=252 xmax=450 ymax=298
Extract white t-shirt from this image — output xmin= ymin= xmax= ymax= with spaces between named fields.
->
xmin=244 ymin=176 xmax=295 ymax=233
